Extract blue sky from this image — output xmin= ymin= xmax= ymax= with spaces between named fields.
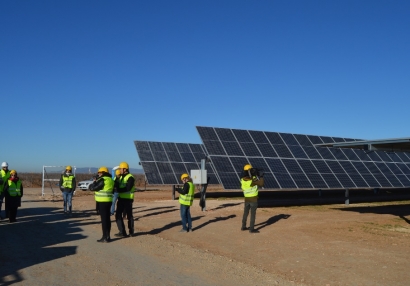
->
xmin=1 ymin=0 xmax=409 ymax=173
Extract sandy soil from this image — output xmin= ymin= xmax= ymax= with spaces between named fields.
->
xmin=1 ymin=187 xmax=410 ymax=285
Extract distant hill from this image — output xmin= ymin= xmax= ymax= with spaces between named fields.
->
xmin=75 ymin=167 xmax=144 ymax=174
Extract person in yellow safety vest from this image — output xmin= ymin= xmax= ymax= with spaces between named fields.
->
xmin=114 ymin=162 xmax=135 ymax=238
xmin=241 ymin=164 xmax=264 ymax=233
xmin=89 ymin=166 xmax=114 ymax=243
xmin=175 ymin=173 xmax=195 ymax=233
xmin=59 ymin=165 xmax=76 ymax=215
xmin=3 ymin=170 xmax=23 ymax=223
xmin=0 ymin=162 xmax=11 ymax=219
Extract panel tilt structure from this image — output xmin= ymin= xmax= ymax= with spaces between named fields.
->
xmin=196 ymin=126 xmax=410 ymax=191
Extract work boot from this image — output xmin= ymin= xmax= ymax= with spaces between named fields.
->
xmin=114 ymin=232 xmax=128 ymax=238
xmin=249 ymin=229 xmax=260 ymax=233
xmin=97 ymin=237 xmax=108 ymax=243
xmin=179 ymin=229 xmax=188 ymax=233
xmin=241 ymin=226 xmax=248 ymax=231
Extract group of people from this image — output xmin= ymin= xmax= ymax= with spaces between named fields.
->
xmin=1 ymin=161 xmax=263 ymax=240
xmin=0 ymin=162 xmax=24 ymax=223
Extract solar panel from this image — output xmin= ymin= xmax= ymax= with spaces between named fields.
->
xmin=134 ymin=141 xmax=220 ymax=185
xmin=196 ymin=126 xmax=410 ymax=190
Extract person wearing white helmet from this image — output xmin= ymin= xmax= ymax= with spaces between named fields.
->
xmin=0 ymin=162 xmax=11 ymax=219
xmin=59 ymin=166 xmax=76 ymax=215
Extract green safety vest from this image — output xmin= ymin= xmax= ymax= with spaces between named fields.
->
xmin=179 ymin=182 xmax=195 ymax=206
xmin=0 ymin=169 xmax=10 ymax=193
xmin=94 ymin=176 xmax=114 ymax=202
xmin=7 ymin=180 xmax=22 ymax=197
xmin=118 ymin=173 xmax=135 ymax=199
xmin=62 ymin=175 xmax=75 ymax=188
xmin=241 ymin=178 xmax=258 ymax=198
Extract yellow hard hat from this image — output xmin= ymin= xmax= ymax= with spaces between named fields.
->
xmin=119 ymin=162 xmax=129 ymax=169
xmin=66 ymin=166 xmax=72 ymax=171
xmin=98 ymin=166 xmax=108 ymax=173
xmin=244 ymin=164 xmax=252 ymax=171
xmin=10 ymin=169 xmax=17 ymax=175
xmin=115 ymin=169 xmax=121 ymax=175
xmin=180 ymin=173 xmax=189 ymax=181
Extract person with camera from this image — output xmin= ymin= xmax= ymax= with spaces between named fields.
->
xmin=59 ymin=165 xmax=76 ymax=215
xmin=115 ymin=162 xmax=135 ymax=238
xmin=89 ymin=166 xmax=114 ymax=243
xmin=241 ymin=164 xmax=264 ymax=233
xmin=175 ymin=173 xmax=195 ymax=233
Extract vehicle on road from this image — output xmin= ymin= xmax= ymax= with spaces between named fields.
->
xmin=77 ymin=178 xmax=94 ymax=190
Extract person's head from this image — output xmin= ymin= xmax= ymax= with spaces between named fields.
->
xmin=10 ymin=169 xmax=17 ymax=179
xmin=180 ymin=173 xmax=190 ymax=183
xmin=98 ymin=166 xmax=108 ymax=177
xmin=2 ymin=162 xmax=9 ymax=171
xmin=119 ymin=162 xmax=129 ymax=175
xmin=242 ymin=163 xmax=252 ymax=178
xmin=115 ymin=169 xmax=121 ymax=177
xmin=65 ymin=166 xmax=72 ymax=174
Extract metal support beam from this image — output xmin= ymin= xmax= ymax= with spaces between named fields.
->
xmin=199 ymin=159 xmax=209 ymax=211
xmin=318 ymin=189 xmax=322 ymax=197
xmin=172 ymin=185 xmax=176 ymax=200
xmin=345 ymin=188 xmax=349 ymax=205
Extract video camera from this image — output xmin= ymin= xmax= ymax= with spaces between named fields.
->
xmin=247 ymin=167 xmax=264 ymax=180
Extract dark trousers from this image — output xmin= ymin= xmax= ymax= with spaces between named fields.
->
xmin=115 ymin=198 xmax=134 ymax=235
xmin=8 ymin=206 xmax=18 ymax=222
xmin=98 ymin=202 xmax=111 ymax=239
xmin=242 ymin=201 xmax=258 ymax=230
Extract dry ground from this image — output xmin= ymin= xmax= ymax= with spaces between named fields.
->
xmin=1 ymin=187 xmax=410 ymax=285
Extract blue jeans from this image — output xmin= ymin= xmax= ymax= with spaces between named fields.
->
xmin=180 ymin=204 xmax=192 ymax=231
xmin=111 ymin=192 xmax=119 ymax=215
xmin=62 ymin=192 xmax=73 ymax=213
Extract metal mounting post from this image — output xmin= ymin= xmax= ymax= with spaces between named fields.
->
xmin=345 ymin=188 xmax=349 ymax=205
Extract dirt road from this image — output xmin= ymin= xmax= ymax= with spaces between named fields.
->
xmin=1 ymin=188 xmax=410 ymax=285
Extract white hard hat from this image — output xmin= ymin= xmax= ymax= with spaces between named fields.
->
xmin=1 ymin=162 xmax=9 ymax=167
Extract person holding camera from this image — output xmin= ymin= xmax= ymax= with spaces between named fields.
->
xmin=89 ymin=166 xmax=114 ymax=243
xmin=3 ymin=169 xmax=23 ymax=223
xmin=175 ymin=173 xmax=195 ymax=232
xmin=59 ymin=166 xmax=76 ymax=215
xmin=241 ymin=164 xmax=264 ymax=233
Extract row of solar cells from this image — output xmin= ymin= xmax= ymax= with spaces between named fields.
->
xmin=209 ymin=156 xmax=410 ymax=189
xmin=196 ymin=126 xmax=361 ymax=146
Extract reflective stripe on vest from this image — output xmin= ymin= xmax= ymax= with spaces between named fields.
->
xmin=241 ymin=179 xmax=258 ymax=197
xmin=94 ymin=176 xmax=114 ymax=202
xmin=7 ymin=180 xmax=22 ymax=197
xmin=118 ymin=174 xmax=135 ymax=199
xmin=62 ymin=175 xmax=75 ymax=188
xmin=179 ymin=182 xmax=195 ymax=206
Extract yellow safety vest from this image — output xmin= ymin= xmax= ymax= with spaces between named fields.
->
xmin=7 ymin=180 xmax=22 ymax=197
xmin=94 ymin=176 xmax=114 ymax=202
xmin=62 ymin=175 xmax=75 ymax=188
xmin=241 ymin=178 xmax=258 ymax=198
xmin=179 ymin=182 xmax=195 ymax=206
xmin=118 ymin=173 xmax=135 ymax=199
xmin=0 ymin=169 xmax=10 ymax=193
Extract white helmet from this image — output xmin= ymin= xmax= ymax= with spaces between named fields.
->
xmin=1 ymin=162 xmax=8 ymax=167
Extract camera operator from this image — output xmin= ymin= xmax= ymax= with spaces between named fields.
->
xmin=240 ymin=164 xmax=264 ymax=233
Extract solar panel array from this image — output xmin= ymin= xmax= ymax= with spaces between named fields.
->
xmin=134 ymin=141 xmax=220 ymax=185
xmin=196 ymin=126 xmax=410 ymax=190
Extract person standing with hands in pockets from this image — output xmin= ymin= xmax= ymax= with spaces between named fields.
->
xmin=89 ymin=167 xmax=114 ymax=243
xmin=175 ymin=173 xmax=195 ymax=233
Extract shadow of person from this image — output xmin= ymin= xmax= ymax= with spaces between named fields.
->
xmin=211 ymin=203 xmax=242 ymax=211
xmin=255 ymin=214 xmax=291 ymax=230
xmin=140 ymin=216 xmax=204 ymax=235
xmin=194 ymin=214 xmax=236 ymax=231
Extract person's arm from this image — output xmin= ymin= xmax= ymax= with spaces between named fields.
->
xmin=21 ymin=184 xmax=23 ymax=197
xmin=72 ymin=177 xmax=76 ymax=192
xmin=251 ymin=177 xmax=264 ymax=187
xmin=89 ymin=178 xmax=104 ymax=191
xmin=59 ymin=175 xmax=64 ymax=191
xmin=176 ymin=182 xmax=189 ymax=195
xmin=3 ymin=183 xmax=9 ymax=198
